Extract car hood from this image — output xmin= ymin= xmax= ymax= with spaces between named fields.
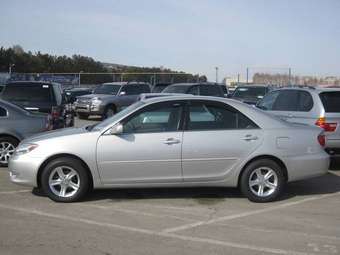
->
xmin=22 ymin=127 xmax=88 ymax=144
xmin=77 ymin=94 xmax=117 ymax=100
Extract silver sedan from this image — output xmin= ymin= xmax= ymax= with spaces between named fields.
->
xmin=9 ymin=96 xmax=329 ymax=202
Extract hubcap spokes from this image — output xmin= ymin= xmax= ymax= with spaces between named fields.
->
xmin=0 ymin=142 xmax=16 ymax=164
xmin=249 ymin=167 xmax=278 ymax=197
xmin=49 ymin=166 xmax=80 ymax=198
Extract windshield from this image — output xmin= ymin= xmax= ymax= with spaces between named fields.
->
xmin=2 ymin=83 xmax=53 ymax=102
xmin=152 ymin=85 xmax=169 ymax=93
xmin=93 ymin=84 xmax=121 ymax=95
xmin=162 ymin=85 xmax=190 ymax=94
xmin=233 ymin=87 xmax=266 ymax=99
xmin=91 ymin=101 xmax=145 ymax=131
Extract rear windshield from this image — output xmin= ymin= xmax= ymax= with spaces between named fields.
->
xmin=233 ymin=87 xmax=266 ymax=99
xmin=93 ymin=84 xmax=121 ymax=95
xmin=2 ymin=83 xmax=53 ymax=102
xmin=319 ymin=92 xmax=340 ymax=113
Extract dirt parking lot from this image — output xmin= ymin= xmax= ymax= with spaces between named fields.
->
xmin=0 ymin=118 xmax=339 ymax=255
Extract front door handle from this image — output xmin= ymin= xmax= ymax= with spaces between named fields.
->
xmin=163 ymin=138 xmax=181 ymax=145
xmin=241 ymin=135 xmax=258 ymax=141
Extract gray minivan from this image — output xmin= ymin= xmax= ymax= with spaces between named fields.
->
xmin=257 ymin=87 xmax=340 ymax=164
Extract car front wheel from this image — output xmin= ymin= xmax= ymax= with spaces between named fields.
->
xmin=240 ymin=159 xmax=285 ymax=202
xmin=41 ymin=157 xmax=90 ymax=202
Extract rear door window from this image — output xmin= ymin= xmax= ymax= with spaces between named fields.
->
xmin=319 ymin=92 xmax=340 ymax=112
xmin=273 ymin=90 xmax=299 ymax=111
xmin=257 ymin=91 xmax=280 ymax=110
xmin=298 ymin=91 xmax=313 ymax=111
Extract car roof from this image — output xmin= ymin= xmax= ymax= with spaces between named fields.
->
xmin=102 ymin=82 xmax=150 ymax=86
xmin=270 ymin=86 xmax=340 ymax=94
xmin=236 ymin=84 xmax=270 ymax=88
xmin=6 ymin=81 xmax=56 ymax=85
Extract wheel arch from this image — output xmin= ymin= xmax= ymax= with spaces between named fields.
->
xmin=37 ymin=153 xmax=94 ymax=189
xmin=0 ymin=133 xmax=21 ymax=143
xmin=237 ymin=155 xmax=288 ymax=187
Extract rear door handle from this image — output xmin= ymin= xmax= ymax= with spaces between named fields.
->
xmin=163 ymin=138 xmax=181 ymax=145
xmin=241 ymin=135 xmax=258 ymax=141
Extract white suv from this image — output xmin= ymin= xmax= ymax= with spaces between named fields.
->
xmin=257 ymin=87 xmax=340 ymax=166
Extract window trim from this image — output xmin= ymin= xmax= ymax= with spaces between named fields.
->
xmin=183 ymin=100 xmax=260 ymax=132
xmin=0 ymin=106 xmax=8 ymax=118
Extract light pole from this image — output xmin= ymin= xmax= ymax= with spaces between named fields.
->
xmin=215 ymin=67 xmax=219 ymax=83
xmin=78 ymin=71 xmax=83 ymax=86
xmin=9 ymin=64 xmax=15 ymax=75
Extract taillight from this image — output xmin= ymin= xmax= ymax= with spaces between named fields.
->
xmin=51 ymin=107 xmax=60 ymax=119
xmin=318 ymin=134 xmax=326 ymax=147
xmin=315 ymin=117 xmax=337 ymax=132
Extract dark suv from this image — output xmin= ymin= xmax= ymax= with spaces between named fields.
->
xmin=1 ymin=81 xmax=74 ymax=128
xmin=75 ymin=82 xmax=151 ymax=119
xmin=230 ymin=85 xmax=272 ymax=105
xmin=162 ymin=83 xmax=225 ymax=97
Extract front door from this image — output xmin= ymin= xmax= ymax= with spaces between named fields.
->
xmin=97 ymin=101 xmax=184 ymax=184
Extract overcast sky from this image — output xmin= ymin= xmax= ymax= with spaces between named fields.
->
xmin=1 ymin=0 xmax=339 ymax=80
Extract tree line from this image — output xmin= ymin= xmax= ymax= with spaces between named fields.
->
xmin=0 ymin=45 xmax=206 ymax=84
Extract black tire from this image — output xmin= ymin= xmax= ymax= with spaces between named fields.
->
xmin=40 ymin=157 xmax=90 ymax=202
xmin=77 ymin=113 xmax=89 ymax=120
xmin=102 ymin=105 xmax=116 ymax=120
xmin=240 ymin=159 xmax=285 ymax=203
xmin=0 ymin=136 xmax=19 ymax=167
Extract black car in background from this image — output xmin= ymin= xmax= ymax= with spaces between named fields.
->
xmin=0 ymin=81 xmax=74 ymax=128
xmin=64 ymin=87 xmax=93 ymax=104
xmin=162 ymin=83 xmax=225 ymax=97
xmin=230 ymin=84 xmax=272 ymax=105
xmin=151 ymin=83 xmax=172 ymax=93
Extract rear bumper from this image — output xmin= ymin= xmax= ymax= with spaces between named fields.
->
xmin=285 ymin=152 xmax=330 ymax=182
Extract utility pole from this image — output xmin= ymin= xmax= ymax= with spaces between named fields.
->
xmin=288 ymin=68 xmax=292 ymax=86
xmin=215 ymin=67 xmax=219 ymax=83
xmin=246 ymin=67 xmax=249 ymax=84
xmin=78 ymin=71 xmax=83 ymax=86
xmin=237 ymin=73 xmax=240 ymax=84
xmin=9 ymin=64 xmax=15 ymax=75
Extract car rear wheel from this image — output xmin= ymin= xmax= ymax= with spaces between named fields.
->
xmin=77 ymin=113 xmax=89 ymax=120
xmin=240 ymin=159 xmax=285 ymax=202
xmin=0 ymin=136 xmax=19 ymax=167
xmin=41 ymin=157 xmax=90 ymax=202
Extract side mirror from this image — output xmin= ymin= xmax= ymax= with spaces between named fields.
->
xmin=119 ymin=91 xmax=126 ymax=96
xmin=109 ymin=123 xmax=123 ymax=135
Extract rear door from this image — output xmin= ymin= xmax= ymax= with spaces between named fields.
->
xmin=181 ymin=100 xmax=263 ymax=182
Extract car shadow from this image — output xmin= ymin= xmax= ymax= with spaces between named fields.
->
xmin=80 ymin=171 xmax=340 ymax=203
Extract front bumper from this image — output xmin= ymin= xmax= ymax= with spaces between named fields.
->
xmin=74 ymin=103 xmax=104 ymax=115
xmin=8 ymin=155 xmax=44 ymax=187
xmin=285 ymin=152 xmax=330 ymax=182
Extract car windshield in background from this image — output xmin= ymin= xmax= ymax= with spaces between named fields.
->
xmin=2 ymin=83 xmax=52 ymax=102
xmin=91 ymin=101 xmax=145 ymax=131
xmin=152 ymin=85 xmax=168 ymax=93
xmin=162 ymin=85 xmax=190 ymax=94
xmin=319 ymin=91 xmax=340 ymax=112
xmin=93 ymin=84 xmax=121 ymax=95
xmin=233 ymin=87 xmax=266 ymax=99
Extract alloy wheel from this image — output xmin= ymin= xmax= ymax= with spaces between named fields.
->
xmin=248 ymin=167 xmax=278 ymax=197
xmin=48 ymin=166 xmax=80 ymax=198
xmin=0 ymin=142 xmax=16 ymax=164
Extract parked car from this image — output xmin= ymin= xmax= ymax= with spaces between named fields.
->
xmin=0 ymin=99 xmax=51 ymax=166
xmin=230 ymin=85 xmax=272 ymax=105
xmin=151 ymin=83 xmax=172 ymax=93
xmin=162 ymin=83 xmax=225 ymax=97
xmin=9 ymin=96 xmax=328 ymax=203
xmin=217 ymin=83 xmax=229 ymax=97
xmin=74 ymin=82 xmax=151 ymax=119
xmin=1 ymin=81 xmax=74 ymax=128
xmin=64 ymin=87 xmax=93 ymax=104
xmin=256 ymin=86 xmax=340 ymax=166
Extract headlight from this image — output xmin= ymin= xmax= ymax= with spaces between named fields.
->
xmin=14 ymin=143 xmax=39 ymax=156
xmin=91 ymin=97 xmax=102 ymax=105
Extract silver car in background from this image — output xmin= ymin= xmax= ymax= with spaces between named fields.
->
xmin=0 ymin=99 xmax=50 ymax=166
xmin=9 ymin=96 xmax=329 ymax=203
